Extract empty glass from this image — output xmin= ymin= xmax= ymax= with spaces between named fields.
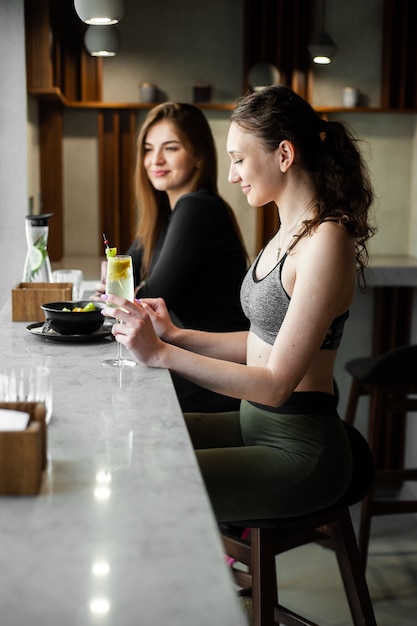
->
xmin=0 ymin=366 xmax=53 ymax=425
xmin=53 ymin=269 xmax=84 ymax=300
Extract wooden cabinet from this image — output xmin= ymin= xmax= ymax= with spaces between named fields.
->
xmin=25 ymin=0 xmax=102 ymax=260
xmin=25 ymin=0 xmax=101 ymax=100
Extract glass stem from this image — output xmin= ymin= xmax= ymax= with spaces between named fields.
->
xmin=116 ymin=320 xmax=122 ymax=363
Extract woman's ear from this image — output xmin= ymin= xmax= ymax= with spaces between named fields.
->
xmin=278 ymin=140 xmax=295 ymax=173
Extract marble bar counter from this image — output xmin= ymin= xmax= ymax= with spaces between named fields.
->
xmin=0 ymin=299 xmax=245 ymax=626
xmin=365 ymin=254 xmax=417 ymax=286
xmin=361 ymin=255 xmax=417 ymax=354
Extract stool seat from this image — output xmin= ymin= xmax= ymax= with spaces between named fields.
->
xmin=345 ymin=344 xmax=417 ymax=385
xmin=221 ymin=422 xmax=377 ymax=626
xmin=344 ymin=344 xmax=417 ymax=568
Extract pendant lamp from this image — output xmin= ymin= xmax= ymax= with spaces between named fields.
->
xmin=74 ymin=0 xmax=125 ymax=25
xmin=308 ymin=0 xmax=337 ymax=64
xmin=248 ymin=63 xmax=280 ymax=90
xmin=84 ymin=25 xmax=121 ymax=57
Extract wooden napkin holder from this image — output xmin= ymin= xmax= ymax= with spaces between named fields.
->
xmin=12 ymin=282 xmax=73 ymax=322
xmin=0 ymin=402 xmax=47 ymax=495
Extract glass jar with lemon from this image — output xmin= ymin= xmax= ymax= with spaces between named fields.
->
xmin=22 ymin=213 xmax=53 ymax=283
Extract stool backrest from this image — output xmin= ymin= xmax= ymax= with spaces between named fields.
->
xmin=364 ymin=344 xmax=417 ymax=385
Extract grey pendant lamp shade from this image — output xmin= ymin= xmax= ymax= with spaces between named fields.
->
xmin=85 ymin=25 xmax=121 ymax=56
xmin=308 ymin=0 xmax=337 ymax=64
xmin=74 ymin=0 xmax=125 ymax=25
xmin=308 ymin=31 xmax=337 ymax=64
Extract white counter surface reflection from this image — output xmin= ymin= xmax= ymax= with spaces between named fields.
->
xmin=0 ymin=299 xmax=245 ymax=626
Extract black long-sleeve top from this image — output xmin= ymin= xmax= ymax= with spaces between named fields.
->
xmin=127 ymin=188 xmax=249 ymax=333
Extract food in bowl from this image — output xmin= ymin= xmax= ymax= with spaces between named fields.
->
xmin=62 ymin=302 xmax=96 ymax=313
xmin=41 ymin=301 xmax=105 ymax=335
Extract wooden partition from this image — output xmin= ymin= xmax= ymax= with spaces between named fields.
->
xmin=38 ymin=103 xmax=64 ymax=259
xmin=244 ymin=0 xmax=313 ymax=248
xmin=98 ymin=110 xmax=138 ymax=255
xmin=382 ymin=0 xmax=417 ymax=109
xmin=243 ymin=0 xmax=312 ymax=97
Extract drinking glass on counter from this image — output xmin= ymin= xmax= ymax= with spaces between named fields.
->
xmin=0 ymin=365 xmax=53 ymax=425
xmin=102 ymin=255 xmax=136 ymax=368
xmin=53 ymin=269 xmax=84 ymax=300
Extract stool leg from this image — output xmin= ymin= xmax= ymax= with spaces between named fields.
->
xmin=357 ymin=490 xmax=374 ymax=570
xmin=356 ymin=387 xmax=384 ymax=568
xmin=331 ymin=509 xmax=377 ymax=626
xmin=251 ymin=528 xmax=277 ymax=626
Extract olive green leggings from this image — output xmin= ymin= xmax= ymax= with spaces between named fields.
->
xmin=183 ymin=397 xmax=352 ymax=522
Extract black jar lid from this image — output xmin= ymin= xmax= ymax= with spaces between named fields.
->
xmin=25 ymin=213 xmax=54 ymax=226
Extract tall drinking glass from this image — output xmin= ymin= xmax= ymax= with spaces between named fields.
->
xmin=102 ymin=255 xmax=136 ymax=368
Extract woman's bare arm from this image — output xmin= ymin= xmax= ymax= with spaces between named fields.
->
xmin=137 ymin=297 xmax=248 ymax=363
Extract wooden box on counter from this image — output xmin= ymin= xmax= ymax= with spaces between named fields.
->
xmin=11 ymin=282 xmax=72 ymax=321
xmin=0 ymin=402 xmax=47 ymax=495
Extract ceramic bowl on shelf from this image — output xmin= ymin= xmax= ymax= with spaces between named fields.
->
xmin=41 ymin=301 xmax=105 ymax=335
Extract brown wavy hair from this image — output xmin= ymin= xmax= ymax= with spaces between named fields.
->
xmin=231 ymin=86 xmax=376 ymax=289
xmin=134 ymin=102 xmax=247 ymax=279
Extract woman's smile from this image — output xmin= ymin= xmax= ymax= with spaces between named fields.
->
xmin=151 ymin=169 xmax=170 ymax=177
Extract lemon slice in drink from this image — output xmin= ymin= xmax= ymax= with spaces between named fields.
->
xmin=109 ymin=256 xmax=130 ymax=281
xmin=29 ymin=246 xmax=43 ymax=272
xmin=106 ymin=247 xmax=117 ymax=258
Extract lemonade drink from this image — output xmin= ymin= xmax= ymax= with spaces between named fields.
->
xmin=102 ymin=251 xmax=136 ymax=368
xmin=106 ymin=255 xmax=134 ymax=301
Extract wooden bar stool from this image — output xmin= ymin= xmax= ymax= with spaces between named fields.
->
xmin=221 ymin=422 xmax=377 ymax=626
xmin=344 ymin=344 xmax=417 ymax=567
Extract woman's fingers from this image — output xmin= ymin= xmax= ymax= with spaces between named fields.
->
xmin=100 ymin=294 xmax=143 ymax=315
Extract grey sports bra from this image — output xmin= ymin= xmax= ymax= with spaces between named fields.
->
xmin=240 ymin=250 xmax=349 ymax=349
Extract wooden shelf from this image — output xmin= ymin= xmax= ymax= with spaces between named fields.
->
xmin=316 ymin=106 xmax=417 ymax=114
xmin=68 ymin=101 xmax=236 ymax=111
xmin=28 ymin=87 xmax=235 ymax=111
xmin=28 ymin=88 xmax=417 ymax=114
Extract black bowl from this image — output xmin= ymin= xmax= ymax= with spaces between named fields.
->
xmin=41 ymin=301 xmax=105 ymax=335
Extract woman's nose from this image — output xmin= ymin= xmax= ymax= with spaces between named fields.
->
xmin=228 ymin=164 xmax=240 ymax=184
xmin=153 ymin=148 xmax=165 ymax=164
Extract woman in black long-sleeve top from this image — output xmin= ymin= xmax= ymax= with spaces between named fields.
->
xmin=104 ymin=102 xmax=250 ymax=411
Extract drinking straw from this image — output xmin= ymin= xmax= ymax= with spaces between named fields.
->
xmin=103 ymin=233 xmax=110 ymax=253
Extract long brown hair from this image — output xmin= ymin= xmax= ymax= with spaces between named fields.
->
xmin=134 ymin=102 xmax=247 ymax=278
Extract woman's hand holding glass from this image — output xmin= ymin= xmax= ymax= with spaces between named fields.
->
xmin=101 ymin=295 xmax=172 ymax=367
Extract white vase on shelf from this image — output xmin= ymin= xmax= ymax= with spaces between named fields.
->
xmin=342 ymin=87 xmax=359 ymax=108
